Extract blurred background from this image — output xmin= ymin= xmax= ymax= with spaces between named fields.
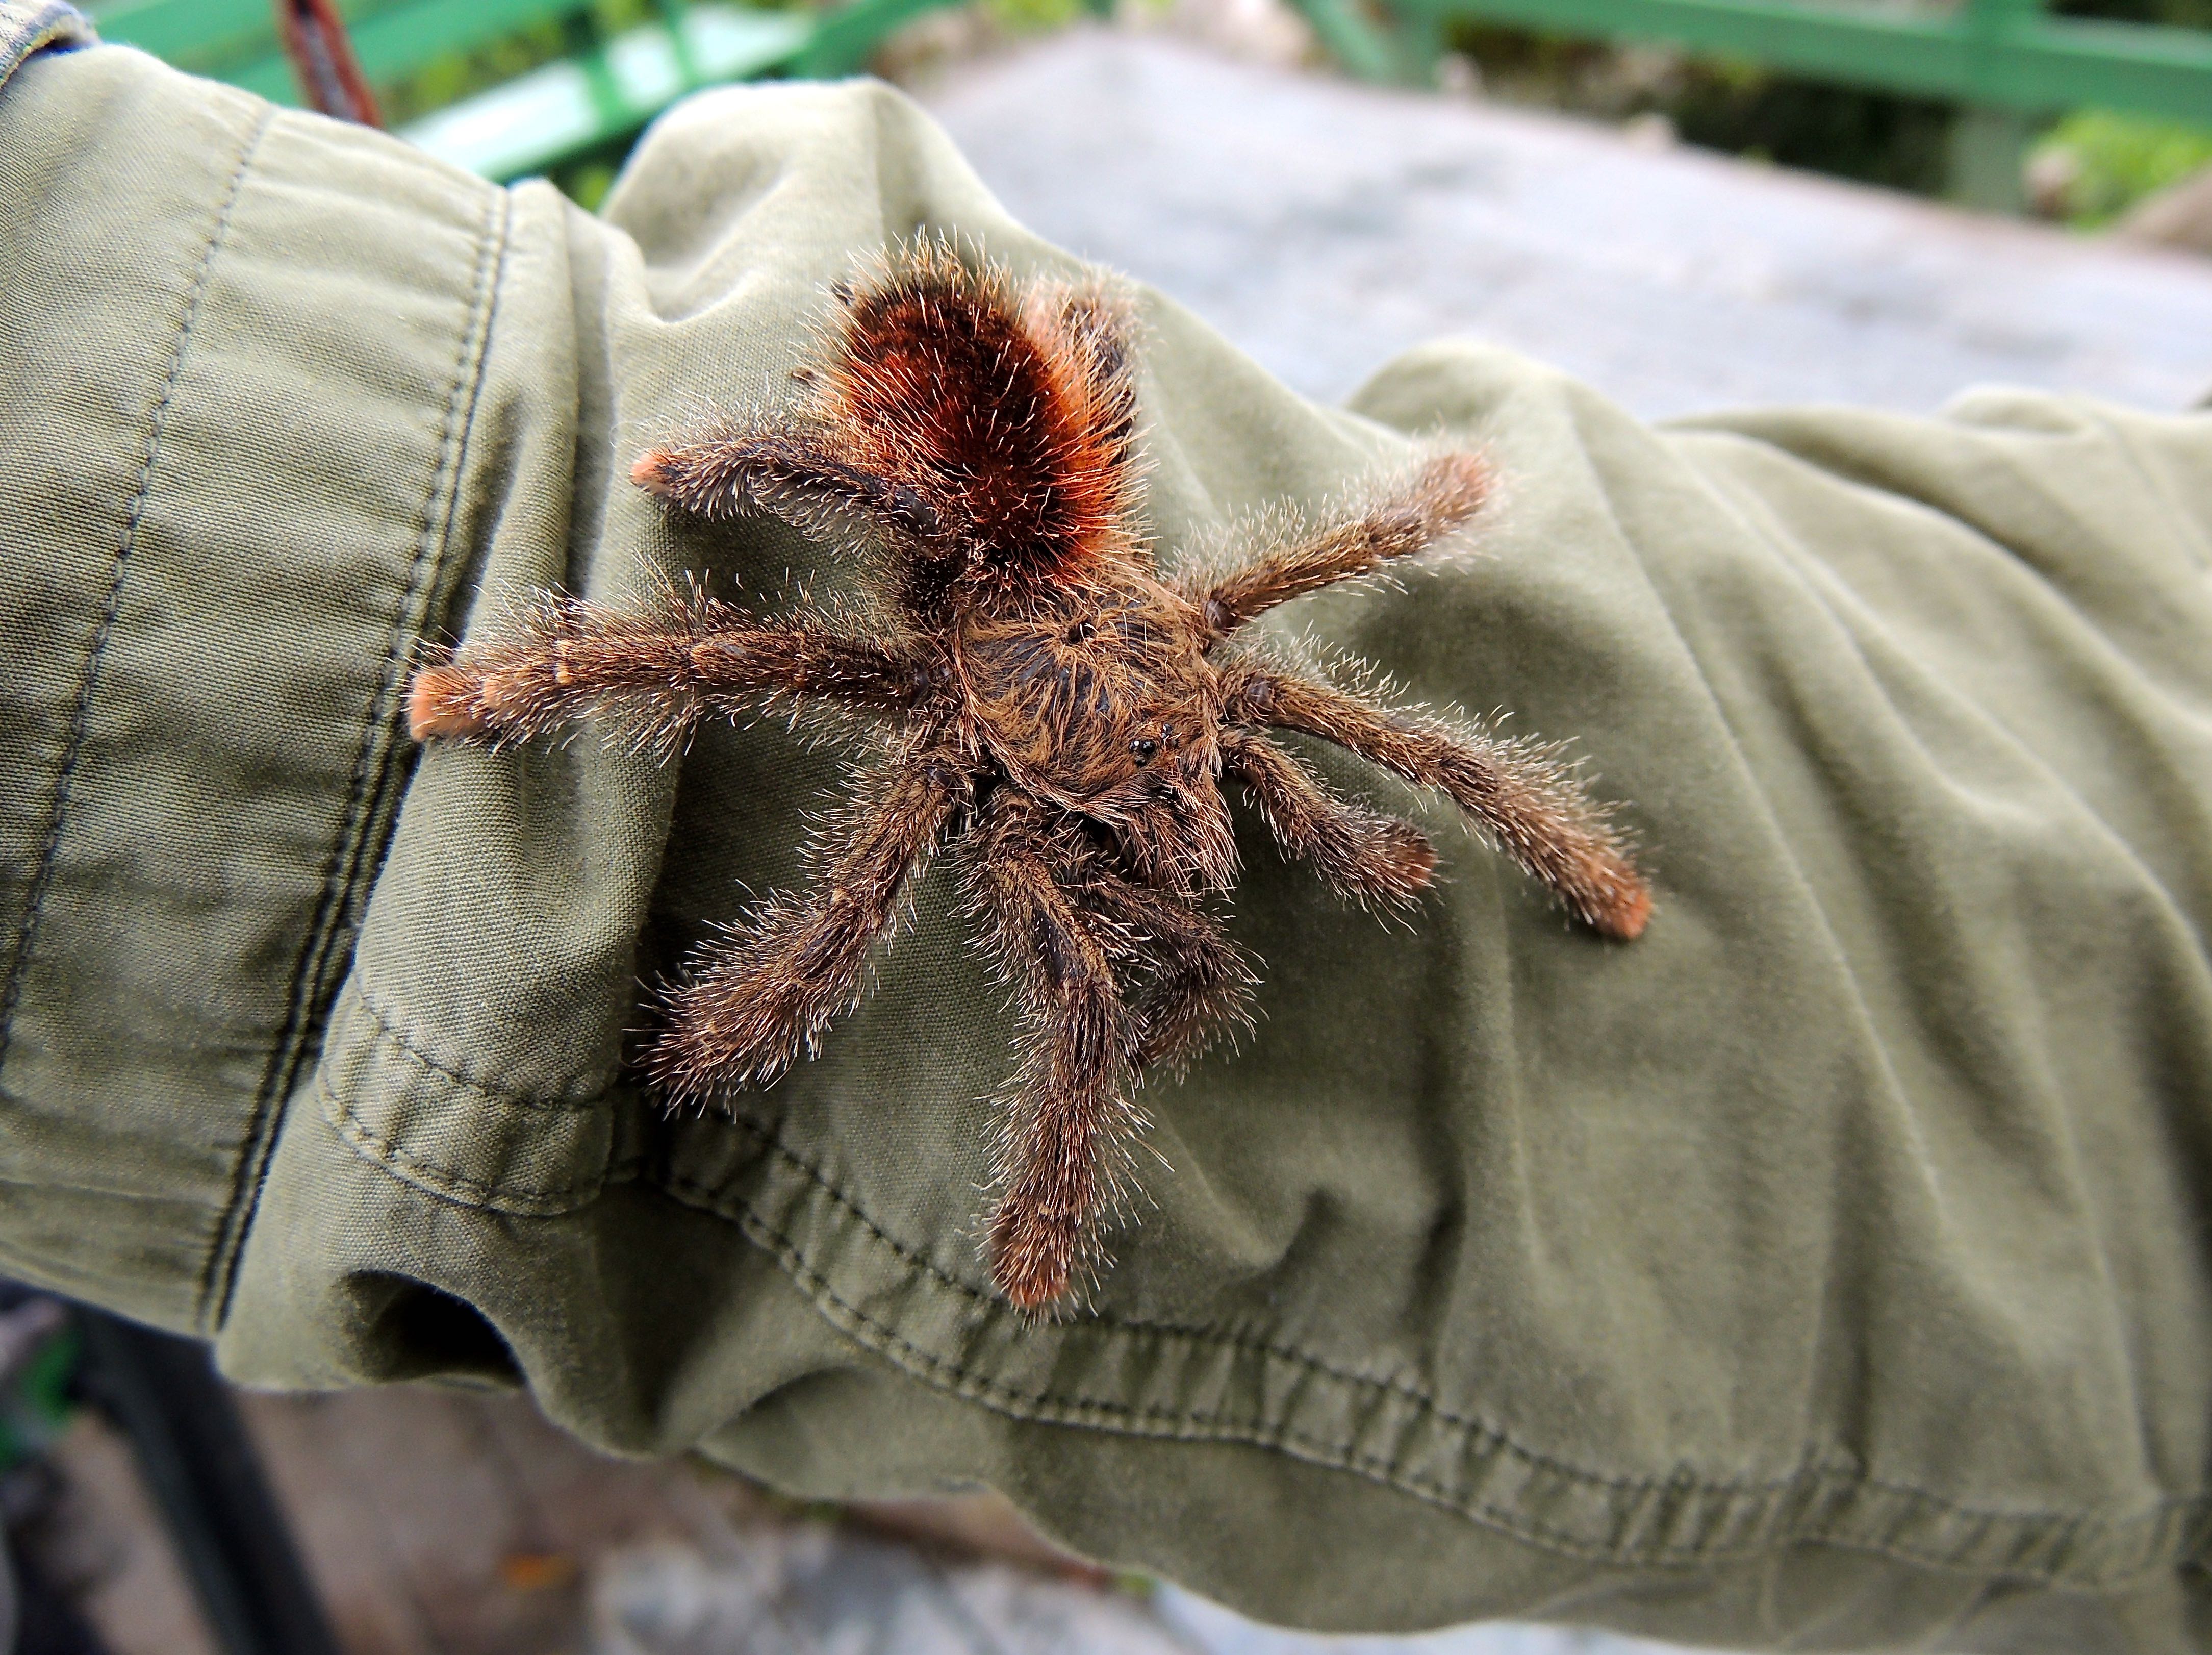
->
xmin=16 ymin=0 xmax=2210 ymax=1650
xmin=87 ymin=0 xmax=2212 ymax=236
xmin=82 ymin=0 xmax=2212 ymax=418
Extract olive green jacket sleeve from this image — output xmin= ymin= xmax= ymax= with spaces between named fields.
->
xmin=6 ymin=16 xmax=2212 ymax=1649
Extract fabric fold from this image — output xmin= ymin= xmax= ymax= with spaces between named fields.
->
xmin=0 ymin=36 xmax=505 ymax=1328
xmin=5 ymin=26 xmax=2212 ymax=1647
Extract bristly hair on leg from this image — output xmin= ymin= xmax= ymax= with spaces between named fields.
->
xmin=406 ymin=580 xmax=723 ymax=754
xmin=1051 ymin=838 xmax=1259 ymax=1073
xmin=1220 ymin=725 xmax=1439 ymax=913
xmin=958 ymin=795 xmax=1155 ymax=1313
xmin=1224 ymin=641 xmax=1649 ymax=939
xmin=1177 ymin=449 xmax=1493 ymax=638
xmin=406 ymin=574 xmax=940 ymax=757
xmin=645 ymin=733 xmax=965 ymax=1104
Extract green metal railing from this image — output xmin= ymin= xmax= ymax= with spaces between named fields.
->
xmin=1287 ymin=0 xmax=2212 ymax=207
xmin=88 ymin=0 xmax=2212 ymax=206
xmin=87 ymin=0 xmax=983 ymax=179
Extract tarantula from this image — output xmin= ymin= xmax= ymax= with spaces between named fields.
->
xmin=406 ymin=243 xmax=1650 ymax=1313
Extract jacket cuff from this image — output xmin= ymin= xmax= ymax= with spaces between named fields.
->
xmin=0 ymin=41 xmax=506 ymax=1330
xmin=0 ymin=0 xmax=92 ymax=91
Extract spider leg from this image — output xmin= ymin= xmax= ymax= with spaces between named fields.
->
xmin=1224 ymin=663 xmax=1650 ymax=940
xmin=407 ymin=587 xmax=938 ymax=747
xmin=964 ymin=795 xmax=1141 ymax=1312
xmin=1187 ymin=453 xmax=1489 ymax=639
xmin=1097 ymin=881 xmax=1256 ymax=1075
xmin=1064 ymin=855 xmax=1255 ymax=1073
xmin=630 ymin=415 xmax=945 ymax=552
xmin=1221 ymin=726 xmax=1437 ymax=910
xmin=644 ymin=741 xmax=965 ymax=1102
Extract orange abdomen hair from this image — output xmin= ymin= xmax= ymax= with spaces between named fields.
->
xmin=826 ymin=246 xmax=1139 ymax=593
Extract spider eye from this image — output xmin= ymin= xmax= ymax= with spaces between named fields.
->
xmin=1066 ymin=619 xmax=1096 ymax=645
xmin=1129 ymin=737 xmax=1159 ymax=766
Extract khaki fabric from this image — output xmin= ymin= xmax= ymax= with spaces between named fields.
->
xmin=4 ymin=18 xmax=2212 ymax=1649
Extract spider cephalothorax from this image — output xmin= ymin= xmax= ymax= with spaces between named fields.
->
xmin=407 ymin=243 xmax=1650 ymax=1312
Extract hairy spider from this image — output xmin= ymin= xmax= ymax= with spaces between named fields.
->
xmin=406 ymin=243 xmax=1650 ymax=1313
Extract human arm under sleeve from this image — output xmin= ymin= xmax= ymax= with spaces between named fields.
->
xmin=4 ymin=17 xmax=2212 ymax=1649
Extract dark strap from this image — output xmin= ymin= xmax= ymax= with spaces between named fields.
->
xmin=274 ymin=0 xmax=380 ymax=126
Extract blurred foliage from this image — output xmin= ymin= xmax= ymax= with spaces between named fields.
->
xmin=1449 ymin=23 xmax=1951 ymax=194
xmin=363 ymin=0 xmax=2209 ymax=217
xmin=377 ymin=0 xmax=657 ymax=126
xmin=2055 ymin=0 xmax=2212 ymax=24
xmin=1665 ymin=65 xmax=1950 ymax=194
xmin=1452 ymin=0 xmax=2211 ymax=214
xmin=372 ymin=0 xmax=1096 ymax=206
xmin=2030 ymin=109 xmax=2212 ymax=222
xmin=378 ymin=19 xmax=560 ymax=125
xmin=560 ymin=157 xmax=623 ymax=210
xmin=978 ymin=0 xmax=1087 ymax=31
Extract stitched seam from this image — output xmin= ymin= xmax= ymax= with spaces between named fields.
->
xmin=201 ymin=180 xmax=514 ymax=1329
xmin=668 ymin=1109 xmax=2212 ymax=1526
xmin=348 ymin=977 xmax=613 ymax=1109
xmin=325 ymin=1073 xmax=613 ymax=1208
xmin=688 ymin=1109 xmax=1829 ymax=1497
xmin=659 ymin=1164 xmax=2212 ymax=1585
xmin=0 ymin=108 xmax=270 ymax=1081
xmin=204 ymin=180 xmax=511 ymax=1321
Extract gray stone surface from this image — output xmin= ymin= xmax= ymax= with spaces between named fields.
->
xmin=925 ymin=32 xmax=2212 ymax=418
xmin=583 ymin=1529 xmax=1689 ymax=1655
xmin=1156 ymin=1585 xmax=1683 ymax=1655
xmin=589 ymin=1530 xmax=1189 ymax=1655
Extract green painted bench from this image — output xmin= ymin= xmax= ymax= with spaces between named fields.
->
xmin=86 ymin=0 xmax=975 ymax=179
